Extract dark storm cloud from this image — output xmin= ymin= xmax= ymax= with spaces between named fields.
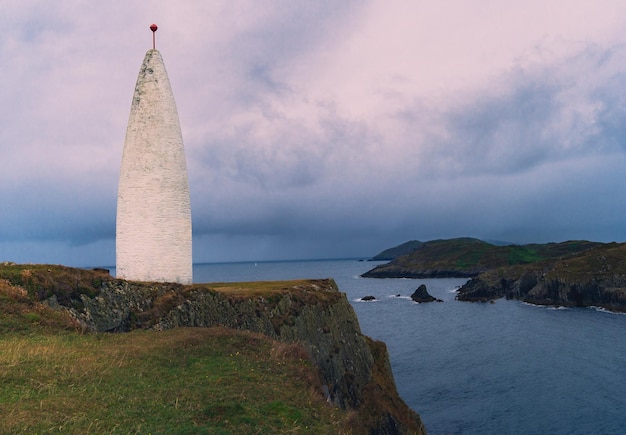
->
xmin=4 ymin=1 xmax=626 ymax=266
xmin=0 ymin=178 xmax=115 ymax=245
xmin=177 ymin=36 xmax=626 ymax=260
xmin=413 ymin=43 xmax=626 ymax=181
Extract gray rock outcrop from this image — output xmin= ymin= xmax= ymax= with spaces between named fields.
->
xmin=410 ymin=284 xmax=441 ymax=303
xmin=457 ymin=265 xmax=626 ymax=312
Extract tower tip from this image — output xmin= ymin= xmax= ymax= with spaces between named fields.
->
xmin=150 ymin=24 xmax=158 ymax=49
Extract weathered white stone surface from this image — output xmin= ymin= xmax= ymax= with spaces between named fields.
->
xmin=116 ymin=49 xmax=192 ymax=284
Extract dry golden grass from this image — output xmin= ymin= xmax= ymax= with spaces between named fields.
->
xmin=207 ymin=279 xmax=312 ymax=296
xmin=202 ymin=280 xmax=343 ymax=307
xmin=0 ymin=279 xmax=28 ymax=300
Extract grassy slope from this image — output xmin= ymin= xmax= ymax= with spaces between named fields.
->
xmin=366 ymin=238 xmax=604 ymax=276
xmin=0 ymin=278 xmax=350 ymax=434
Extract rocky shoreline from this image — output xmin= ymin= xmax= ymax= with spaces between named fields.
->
xmin=363 ymin=239 xmax=626 ymax=312
xmin=455 ymin=249 xmax=626 ymax=312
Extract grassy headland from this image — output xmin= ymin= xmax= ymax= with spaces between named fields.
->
xmin=0 ymin=279 xmax=347 ymax=433
xmin=0 ymin=264 xmax=425 ymax=434
xmin=363 ymin=238 xmax=603 ymax=278
xmin=363 ymin=238 xmax=626 ymax=311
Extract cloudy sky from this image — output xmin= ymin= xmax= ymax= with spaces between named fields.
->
xmin=3 ymin=1 xmax=626 ymax=267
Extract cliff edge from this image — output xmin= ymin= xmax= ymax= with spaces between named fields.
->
xmin=0 ymin=263 xmax=425 ymax=434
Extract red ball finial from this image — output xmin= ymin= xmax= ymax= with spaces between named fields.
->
xmin=150 ymin=24 xmax=158 ymax=49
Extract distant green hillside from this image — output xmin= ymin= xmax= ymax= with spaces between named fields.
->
xmin=370 ymin=240 xmax=423 ymax=260
xmin=362 ymin=238 xmax=603 ymax=278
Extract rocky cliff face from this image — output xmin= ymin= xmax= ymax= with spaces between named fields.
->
xmin=39 ymin=272 xmax=424 ymax=434
xmin=458 ymin=270 xmax=626 ymax=311
xmin=456 ymin=245 xmax=626 ymax=312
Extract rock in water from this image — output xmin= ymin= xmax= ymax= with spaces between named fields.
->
xmin=116 ymin=49 xmax=192 ymax=284
xmin=410 ymin=284 xmax=440 ymax=303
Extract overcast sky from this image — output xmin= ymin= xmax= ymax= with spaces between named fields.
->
xmin=3 ymin=1 xmax=626 ymax=266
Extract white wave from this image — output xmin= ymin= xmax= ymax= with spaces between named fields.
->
xmin=521 ymin=301 xmax=567 ymax=310
xmin=353 ymin=298 xmax=379 ymax=303
xmin=388 ymin=295 xmax=412 ymax=300
xmin=590 ymin=306 xmax=626 ymax=315
xmin=522 ymin=302 xmax=625 ymax=315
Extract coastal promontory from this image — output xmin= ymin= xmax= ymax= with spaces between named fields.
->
xmin=362 ymin=238 xmax=602 ymax=278
xmin=0 ymin=263 xmax=424 ymax=434
xmin=363 ymin=238 xmax=626 ymax=312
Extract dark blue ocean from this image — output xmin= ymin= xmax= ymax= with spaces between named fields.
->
xmin=116 ymin=259 xmax=626 ymax=434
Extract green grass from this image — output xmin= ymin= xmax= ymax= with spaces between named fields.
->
xmin=0 ymin=328 xmax=348 ymax=434
xmin=0 ymin=280 xmax=349 ymax=434
xmin=506 ymin=246 xmax=543 ymax=265
xmin=387 ymin=238 xmax=604 ymax=275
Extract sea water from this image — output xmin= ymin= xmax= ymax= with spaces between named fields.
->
xmin=114 ymin=259 xmax=626 ymax=434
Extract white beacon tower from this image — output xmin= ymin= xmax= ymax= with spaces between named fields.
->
xmin=116 ymin=24 xmax=192 ymax=284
